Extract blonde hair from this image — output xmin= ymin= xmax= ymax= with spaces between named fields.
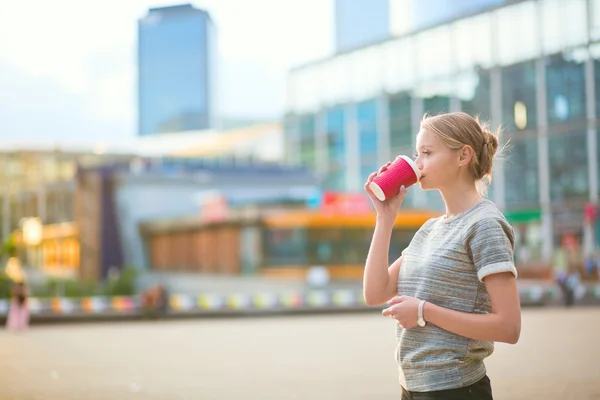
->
xmin=420 ymin=111 xmax=504 ymax=197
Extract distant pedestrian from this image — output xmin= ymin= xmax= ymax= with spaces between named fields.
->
xmin=6 ymin=282 xmax=30 ymax=332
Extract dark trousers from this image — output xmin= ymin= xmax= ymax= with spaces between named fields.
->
xmin=401 ymin=375 xmax=493 ymax=400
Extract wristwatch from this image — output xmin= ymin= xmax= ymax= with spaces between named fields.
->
xmin=417 ymin=300 xmax=427 ymax=327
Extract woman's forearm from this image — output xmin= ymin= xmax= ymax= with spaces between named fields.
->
xmin=424 ymin=302 xmax=520 ymax=344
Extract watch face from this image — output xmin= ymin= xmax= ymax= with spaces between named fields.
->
xmin=417 ymin=319 xmax=425 ymax=327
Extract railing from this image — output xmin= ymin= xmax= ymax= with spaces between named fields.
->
xmin=1 ymin=283 xmax=599 ymax=320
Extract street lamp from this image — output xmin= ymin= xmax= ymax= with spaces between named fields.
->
xmin=5 ymin=256 xmax=24 ymax=283
xmin=22 ymin=217 xmax=42 ymax=247
xmin=22 ymin=217 xmax=43 ymax=271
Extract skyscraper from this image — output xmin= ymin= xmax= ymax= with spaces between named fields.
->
xmin=335 ymin=0 xmax=390 ymax=53
xmin=138 ymin=4 xmax=217 ymax=136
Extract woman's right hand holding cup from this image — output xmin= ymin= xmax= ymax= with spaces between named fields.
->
xmin=364 ymin=160 xmax=407 ymax=224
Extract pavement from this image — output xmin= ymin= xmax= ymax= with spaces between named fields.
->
xmin=1 ymin=308 xmax=599 ymax=399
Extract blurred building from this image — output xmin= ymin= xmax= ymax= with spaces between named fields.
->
xmin=285 ymin=0 xmax=600 ymax=266
xmin=335 ymin=0 xmax=390 ymax=53
xmin=140 ymin=204 xmax=437 ymax=279
xmin=0 ymin=149 xmax=134 ymax=277
xmin=138 ymin=4 xmax=217 ymax=135
xmin=391 ymin=0 xmax=506 ymax=35
xmin=76 ymin=159 xmax=319 ymax=281
xmin=0 ymin=150 xmax=133 ymax=239
xmin=3 ymin=121 xmax=289 ymax=280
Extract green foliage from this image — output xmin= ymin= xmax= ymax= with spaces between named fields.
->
xmin=103 ymin=266 xmax=139 ymax=297
xmin=0 ymin=270 xmax=12 ymax=299
xmin=33 ymin=266 xmax=140 ymax=298
xmin=0 ymin=235 xmax=17 ymax=258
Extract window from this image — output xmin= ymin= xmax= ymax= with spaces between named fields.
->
xmin=592 ymin=0 xmax=600 ymax=41
xmin=357 ymin=100 xmax=379 ymax=181
xmin=424 ymin=96 xmax=450 ymax=115
xmin=541 ymin=0 xmax=587 ymax=54
xmin=298 ymin=115 xmax=316 ymax=168
xmin=546 ymin=54 xmax=586 ymax=124
xmin=416 ymin=26 xmax=453 ymax=80
xmin=505 ymin=138 xmax=540 ymax=206
xmin=308 ymin=228 xmax=343 ymax=265
xmin=501 ymin=61 xmax=537 ymax=131
xmin=597 ymin=130 xmax=600 ymax=190
xmin=284 ymin=115 xmax=298 ymax=164
xmin=453 ymin=13 xmax=494 ymax=71
xmin=343 ymin=228 xmax=373 ymax=265
xmin=594 ymin=55 xmax=600 ymax=117
xmin=495 ymin=1 xmax=539 ymax=66
xmin=325 ymin=107 xmax=346 ymax=190
xmin=389 ymin=94 xmax=413 ymax=151
xmin=459 ymin=68 xmax=492 ymax=123
xmin=548 ymin=131 xmax=589 ymax=201
xmin=389 ymin=229 xmax=415 ymax=262
xmin=383 ymin=38 xmax=415 ymax=92
xmin=264 ymin=228 xmax=307 ymax=266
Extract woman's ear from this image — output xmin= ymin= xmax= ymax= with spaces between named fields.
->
xmin=459 ymin=145 xmax=474 ymax=166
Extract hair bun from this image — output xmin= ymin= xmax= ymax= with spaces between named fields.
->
xmin=477 ymin=128 xmax=500 ymax=180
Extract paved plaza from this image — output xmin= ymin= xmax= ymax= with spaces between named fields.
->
xmin=1 ymin=308 xmax=599 ymax=399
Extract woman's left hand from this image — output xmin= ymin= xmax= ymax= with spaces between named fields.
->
xmin=382 ymin=296 xmax=421 ymax=329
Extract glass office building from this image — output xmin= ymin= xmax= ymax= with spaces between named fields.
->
xmin=285 ymin=0 xmax=600 ymax=264
xmin=411 ymin=0 xmax=506 ymax=31
xmin=138 ymin=4 xmax=217 ymax=136
xmin=335 ymin=0 xmax=390 ymax=53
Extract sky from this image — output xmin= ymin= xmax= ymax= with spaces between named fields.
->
xmin=0 ymin=0 xmax=333 ymax=150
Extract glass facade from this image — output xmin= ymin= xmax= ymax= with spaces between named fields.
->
xmin=546 ymin=54 xmax=586 ymax=124
xmin=298 ymin=115 xmax=316 ymax=168
xmin=286 ymin=0 xmax=600 ymax=263
xmin=335 ymin=0 xmax=390 ymax=53
xmin=501 ymin=61 xmax=537 ymax=131
xmin=411 ymin=0 xmax=506 ymax=32
xmin=423 ymin=95 xmax=450 ymax=116
xmin=357 ymin=100 xmax=378 ymax=182
xmin=325 ymin=107 xmax=346 ymax=190
xmin=138 ymin=5 xmax=216 ymax=135
xmin=264 ymin=227 xmax=417 ymax=267
xmin=548 ymin=131 xmax=589 ymax=201
xmin=504 ymin=137 xmax=539 ymax=207
xmin=460 ymin=68 xmax=492 ymax=123
xmin=389 ymin=94 xmax=412 ymax=153
xmin=597 ymin=129 xmax=600 ymax=192
xmin=595 ymin=58 xmax=600 ymax=117
xmin=264 ymin=228 xmax=306 ymax=266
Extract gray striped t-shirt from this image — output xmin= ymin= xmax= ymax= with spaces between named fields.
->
xmin=396 ymin=199 xmax=517 ymax=392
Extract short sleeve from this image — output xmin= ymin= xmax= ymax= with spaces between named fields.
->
xmin=467 ymin=218 xmax=518 ymax=282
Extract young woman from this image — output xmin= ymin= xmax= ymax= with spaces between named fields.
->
xmin=363 ymin=112 xmax=521 ymax=399
xmin=6 ymin=281 xmax=30 ymax=332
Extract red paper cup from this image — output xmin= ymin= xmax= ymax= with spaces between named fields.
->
xmin=368 ymin=156 xmax=421 ymax=201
